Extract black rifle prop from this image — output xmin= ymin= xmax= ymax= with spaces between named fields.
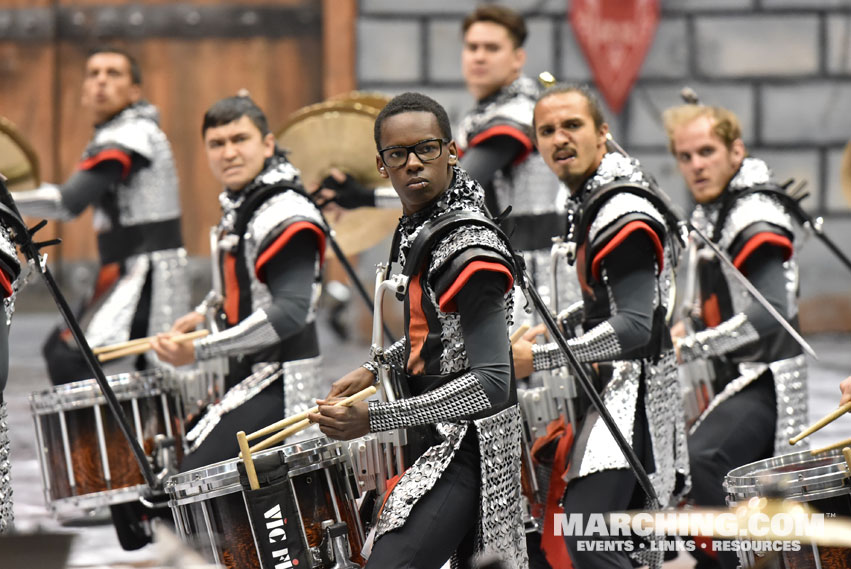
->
xmin=515 ymin=259 xmax=661 ymax=510
xmin=0 ymin=175 xmax=159 ymax=490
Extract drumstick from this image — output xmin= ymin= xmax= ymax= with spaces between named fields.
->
xmin=236 ymin=431 xmax=260 ymax=491
xmin=98 ymin=330 xmax=210 ymax=362
xmin=789 ymin=401 xmax=851 ymax=445
xmin=93 ymin=335 xmax=157 ymax=355
xmin=247 ymin=405 xmax=319 ymax=442
xmin=810 ymin=436 xmax=851 ymax=455
xmin=242 ymin=385 xmax=377 ymax=456
xmin=510 ymin=324 xmax=530 ymax=343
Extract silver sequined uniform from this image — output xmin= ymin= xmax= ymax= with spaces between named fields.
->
xmin=196 ymin=159 xmax=326 ymax=422
xmin=536 ymin=154 xmax=690 ymax=513
xmin=0 ymin=402 xmax=11 ymax=534
xmin=14 ymin=102 xmax=189 ymax=362
xmin=367 ymin=167 xmax=528 ymax=569
xmin=684 ymin=157 xmax=808 ymax=454
xmin=0 ymin=228 xmax=19 ymax=533
xmin=457 ymin=76 xmax=580 ymax=338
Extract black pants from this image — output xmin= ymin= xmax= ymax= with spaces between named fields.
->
xmin=688 ymin=371 xmax=776 ymax=569
xmin=179 ymin=377 xmax=285 ymax=472
xmin=366 ymin=428 xmax=481 ymax=569
xmin=562 ymin=385 xmax=650 ymax=569
xmin=43 ymin=267 xmax=153 ymax=385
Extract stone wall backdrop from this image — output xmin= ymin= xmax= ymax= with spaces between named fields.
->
xmin=357 ymin=0 xmax=851 ymax=333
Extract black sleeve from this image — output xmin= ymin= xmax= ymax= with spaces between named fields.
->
xmin=599 ymin=231 xmax=658 ymax=358
xmin=459 ymin=135 xmax=528 ymax=189
xmin=740 ymin=245 xmax=791 ymax=334
xmin=454 ymin=270 xmax=512 ymax=406
xmin=260 ymin=230 xmax=319 ymax=340
xmin=60 ymin=160 xmax=125 ymax=215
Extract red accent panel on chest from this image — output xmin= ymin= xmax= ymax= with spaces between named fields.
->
xmin=0 ymin=270 xmax=12 ymax=298
xmin=702 ymin=293 xmax=722 ymax=328
xmin=406 ymin=271 xmax=427 ymax=375
xmin=223 ymin=253 xmax=240 ymax=326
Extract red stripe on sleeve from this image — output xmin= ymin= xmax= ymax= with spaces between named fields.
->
xmin=77 ymin=149 xmax=132 ymax=179
xmin=590 ymin=221 xmax=664 ymax=281
xmin=469 ymin=125 xmax=534 ymax=165
xmin=438 ymin=260 xmax=514 ymax=313
xmin=732 ymin=232 xmax=793 ymax=272
xmin=254 ymin=221 xmax=326 ymax=282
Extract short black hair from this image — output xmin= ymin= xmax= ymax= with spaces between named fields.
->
xmin=533 ymin=83 xmax=607 ymax=136
xmin=373 ymin=92 xmax=452 ymax=149
xmin=202 ymin=95 xmax=271 ymax=137
xmin=463 ymin=4 xmax=527 ymax=48
xmin=87 ymin=46 xmax=142 ymax=85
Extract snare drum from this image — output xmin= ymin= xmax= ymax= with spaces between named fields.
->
xmin=29 ymin=368 xmax=185 ymax=520
xmin=166 ymin=436 xmax=365 ymax=569
xmin=725 ymin=448 xmax=851 ymax=569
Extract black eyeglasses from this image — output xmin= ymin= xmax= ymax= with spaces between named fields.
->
xmin=378 ymin=138 xmax=449 ymax=169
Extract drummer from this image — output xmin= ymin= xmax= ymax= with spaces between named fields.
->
xmin=662 ymin=102 xmax=809 ymax=569
xmin=12 ymin=46 xmax=189 ymax=385
xmin=841 ymin=376 xmax=851 ymax=406
xmin=309 ymin=92 xmax=527 ymax=569
xmin=152 ymin=95 xmax=328 ymax=471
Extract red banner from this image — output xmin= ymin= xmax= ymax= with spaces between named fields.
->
xmin=569 ymin=0 xmax=660 ymax=113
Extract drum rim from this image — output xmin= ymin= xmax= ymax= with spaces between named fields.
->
xmin=166 ymin=436 xmax=345 ymax=504
xmin=725 ymin=448 xmax=850 ymax=502
xmin=28 ymin=368 xmax=175 ymax=412
xmin=49 ymin=484 xmax=147 ymax=518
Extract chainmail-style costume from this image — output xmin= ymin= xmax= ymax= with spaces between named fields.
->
xmin=0 ymin=401 xmax=11 ymax=534
xmin=457 ymin=76 xmax=580 ymax=334
xmin=531 ymin=153 xmax=690 ymax=516
xmin=679 ymin=157 xmax=808 ymax=455
xmin=0 ymin=224 xmax=20 ymax=534
xmin=189 ymin=153 xmax=326 ymax=446
xmin=366 ymin=167 xmax=527 ymax=569
xmin=14 ymin=101 xmax=189 ymax=370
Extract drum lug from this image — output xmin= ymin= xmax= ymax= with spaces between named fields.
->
xmin=152 ymin=434 xmax=179 ymax=490
xmin=318 ymin=520 xmax=360 ymax=569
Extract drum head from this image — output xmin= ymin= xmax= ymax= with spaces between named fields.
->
xmin=29 ymin=368 xmax=173 ymax=413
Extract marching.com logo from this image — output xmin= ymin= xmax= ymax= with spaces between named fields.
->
xmin=553 ymin=511 xmax=825 ymax=538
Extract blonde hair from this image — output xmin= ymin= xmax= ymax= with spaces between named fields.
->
xmin=662 ymin=104 xmax=742 ymax=154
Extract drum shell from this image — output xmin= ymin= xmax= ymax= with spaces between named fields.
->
xmin=725 ymin=448 xmax=851 ymax=569
xmin=29 ymin=368 xmax=185 ymax=519
xmin=166 ymin=436 xmax=365 ymax=569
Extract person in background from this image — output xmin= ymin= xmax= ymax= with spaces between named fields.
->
xmin=13 ymin=46 xmax=188 ymax=385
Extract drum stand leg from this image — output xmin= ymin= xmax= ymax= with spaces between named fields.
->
xmin=0 ymin=400 xmax=13 ymax=534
